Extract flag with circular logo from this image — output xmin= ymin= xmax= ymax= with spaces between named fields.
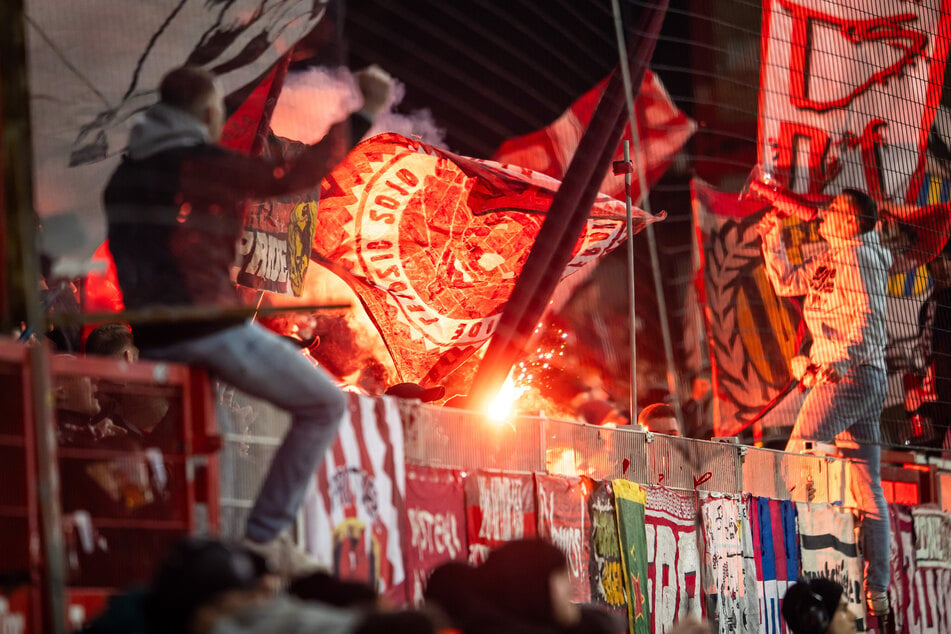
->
xmin=314 ymin=132 xmax=658 ymax=384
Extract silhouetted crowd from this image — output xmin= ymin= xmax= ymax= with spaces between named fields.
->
xmin=78 ymin=536 xmax=717 ymax=634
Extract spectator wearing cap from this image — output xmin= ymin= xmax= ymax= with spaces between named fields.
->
xmin=782 ymin=578 xmax=857 ymax=634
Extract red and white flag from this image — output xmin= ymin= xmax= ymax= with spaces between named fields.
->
xmin=493 ymin=70 xmax=695 ymax=203
xmin=303 ymin=393 xmax=407 ymax=602
xmin=314 ymin=133 xmax=658 ymax=385
xmin=759 ymin=0 xmax=951 ymax=200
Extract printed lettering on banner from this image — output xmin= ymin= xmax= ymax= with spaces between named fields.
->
xmin=404 ymin=465 xmax=467 ymax=605
xmin=699 ymin=493 xmax=760 ymax=634
xmin=645 ymin=485 xmax=702 ymax=633
xmin=464 ymin=471 xmax=536 ymax=565
xmin=535 ymin=474 xmax=591 ymax=602
xmin=759 ymin=0 xmax=951 ymax=199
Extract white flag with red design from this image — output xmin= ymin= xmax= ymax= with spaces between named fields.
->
xmin=303 ymin=393 xmax=407 ymax=603
xmin=314 ymin=132 xmax=660 ymax=385
xmin=759 ymin=0 xmax=951 ymax=200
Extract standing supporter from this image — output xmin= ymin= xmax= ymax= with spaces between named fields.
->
xmin=103 ymin=64 xmax=394 ymax=576
xmin=758 ymin=189 xmax=891 ymax=616
xmin=781 ymin=578 xmax=858 ymax=634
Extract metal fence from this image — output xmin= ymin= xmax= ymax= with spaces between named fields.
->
xmin=218 ymin=394 xmax=951 ymax=541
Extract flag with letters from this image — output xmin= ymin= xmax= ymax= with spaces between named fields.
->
xmin=759 ymin=0 xmax=951 ymax=200
xmin=534 ymin=474 xmax=591 ymax=602
xmin=403 ymin=465 xmax=468 ymax=606
xmin=314 ymin=132 xmax=659 ymax=385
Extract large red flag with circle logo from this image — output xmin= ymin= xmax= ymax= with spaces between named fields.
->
xmin=493 ymin=70 xmax=695 ymax=202
xmin=313 ymin=132 xmax=660 ymax=385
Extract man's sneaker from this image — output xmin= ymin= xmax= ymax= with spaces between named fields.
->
xmin=242 ymin=532 xmax=323 ymax=579
xmin=866 ymin=589 xmax=889 ymax=617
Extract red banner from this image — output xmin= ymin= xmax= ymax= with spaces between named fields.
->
xmin=464 ymin=471 xmax=537 ymax=565
xmin=534 ymin=474 xmax=591 ymax=602
xmin=645 ymin=486 xmax=702 ymax=632
xmin=403 ymin=465 xmax=467 ymax=605
xmin=315 ymin=133 xmax=655 ymax=385
xmin=493 ymin=70 xmax=695 ymax=203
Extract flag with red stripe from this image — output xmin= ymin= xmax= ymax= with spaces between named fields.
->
xmin=493 ymin=70 xmax=695 ymax=204
xmin=303 ymin=393 xmax=407 ymax=602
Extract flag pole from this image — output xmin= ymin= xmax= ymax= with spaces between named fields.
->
xmin=467 ymin=1 xmax=669 ymax=412
xmin=617 ymin=142 xmax=638 ymax=422
xmin=610 ymin=0 xmax=683 ymax=426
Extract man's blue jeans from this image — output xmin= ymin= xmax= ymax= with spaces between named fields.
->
xmin=142 ymin=321 xmax=347 ymax=542
xmin=785 ymin=364 xmax=889 ymax=593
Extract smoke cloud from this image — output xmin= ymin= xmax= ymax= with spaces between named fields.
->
xmin=270 ymin=66 xmax=447 ymax=148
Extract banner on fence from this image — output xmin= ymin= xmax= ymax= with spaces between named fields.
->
xmin=699 ymin=494 xmax=760 ymax=634
xmin=614 ymin=480 xmax=651 ymax=634
xmin=645 ymin=486 xmax=702 ymax=632
xmin=304 ymin=394 xmax=407 ymax=600
xmin=465 ymin=471 xmax=536 ymax=565
xmin=404 ymin=465 xmax=467 ymax=605
xmin=535 ymin=474 xmax=592 ymax=602
xmin=796 ymin=503 xmax=866 ymax=630
xmin=589 ymin=480 xmax=629 ymax=622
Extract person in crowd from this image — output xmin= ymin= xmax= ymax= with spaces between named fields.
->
xmin=84 ymin=322 xmax=174 ymax=446
xmin=757 ymin=188 xmax=891 ymax=616
xmin=288 ymin=570 xmax=378 ymax=609
xmin=102 ymin=64 xmax=394 ymax=577
xmin=81 ymin=537 xmax=439 ymax=634
xmin=781 ymin=578 xmax=858 ymax=634
xmin=906 ymin=239 xmax=951 ymax=451
xmin=576 ymin=399 xmax=628 ymax=427
xmin=84 ymin=322 xmax=139 ymax=361
xmin=424 ymin=539 xmax=622 ymax=634
xmin=636 ymin=402 xmax=682 ymax=436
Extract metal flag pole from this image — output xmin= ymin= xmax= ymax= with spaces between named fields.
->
xmin=610 ymin=0 xmax=683 ymax=426
xmin=615 ymin=142 xmax=637 ymax=422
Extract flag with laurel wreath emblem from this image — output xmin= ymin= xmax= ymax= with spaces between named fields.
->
xmin=691 ymin=178 xmax=806 ymax=438
xmin=314 ymin=132 xmax=661 ymax=385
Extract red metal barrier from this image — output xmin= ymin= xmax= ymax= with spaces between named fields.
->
xmin=0 ymin=338 xmax=220 ymax=630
